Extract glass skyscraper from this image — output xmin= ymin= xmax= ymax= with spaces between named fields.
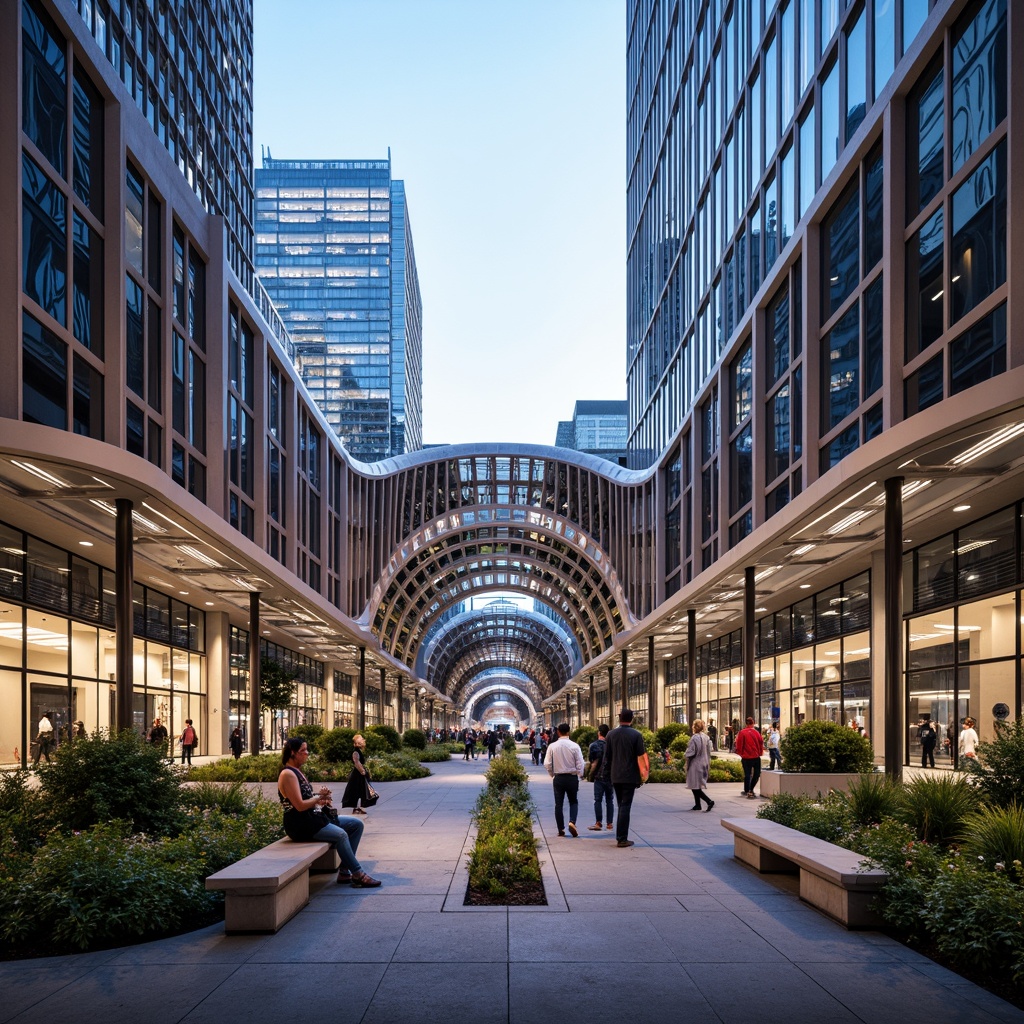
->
xmin=254 ymin=158 xmax=423 ymax=461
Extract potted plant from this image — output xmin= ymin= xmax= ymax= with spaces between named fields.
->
xmin=760 ymin=720 xmax=876 ymax=798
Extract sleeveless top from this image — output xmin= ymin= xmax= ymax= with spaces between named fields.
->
xmin=279 ymin=766 xmax=323 ymax=840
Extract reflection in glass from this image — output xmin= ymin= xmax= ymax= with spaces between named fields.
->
xmin=821 ymin=59 xmax=840 ymax=180
xmin=823 ymin=183 xmax=859 ymax=317
xmin=951 ymin=0 xmax=1006 ymax=174
xmin=950 ymin=304 xmax=1006 ymax=396
xmin=905 ymin=208 xmax=943 ymax=360
xmin=824 ymin=303 xmax=859 ymax=430
xmin=907 ymin=62 xmax=943 ymax=218
xmin=846 ymin=10 xmax=867 ymax=141
xmin=904 ymin=353 xmax=943 ymax=417
xmin=951 ymin=141 xmax=1006 ymax=324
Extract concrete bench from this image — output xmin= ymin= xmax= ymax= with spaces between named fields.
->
xmin=721 ymin=818 xmax=887 ymax=928
xmin=205 ymin=837 xmax=340 ymax=933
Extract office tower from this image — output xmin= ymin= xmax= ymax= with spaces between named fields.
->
xmin=554 ymin=400 xmax=628 ymax=464
xmin=62 ymin=0 xmax=256 ymax=291
xmin=254 ymin=157 xmax=423 ymax=461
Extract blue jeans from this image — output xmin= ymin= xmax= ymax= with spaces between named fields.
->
xmin=612 ymin=783 xmax=638 ymax=841
xmin=768 ymin=748 xmax=782 ymax=770
xmin=313 ymin=816 xmax=364 ymax=873
xmin=551 ymin=774 xmax=579 ymax=833
xmin=593 ymin=778 xmax=614 ymax=824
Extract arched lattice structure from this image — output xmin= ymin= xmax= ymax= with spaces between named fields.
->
xmin=465 ymin=686 xmax=536 ymax=725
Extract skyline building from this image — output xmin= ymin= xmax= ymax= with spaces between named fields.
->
xmin=58 ymin=0 xmax=258 ymax=295
xmin=254 ymin=157 xmax=423 ymax=462
xmin=554 ymin=399 xmax=628 ymax=464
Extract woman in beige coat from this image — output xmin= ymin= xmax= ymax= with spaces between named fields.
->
xmin=684 ymin=720 xmax=715 ymax=812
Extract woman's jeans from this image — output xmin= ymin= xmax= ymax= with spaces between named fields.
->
xmin=313 ymin=816 xmax=364 ymax=873
xmin=768 ymin=747 xmax=781 ymax=769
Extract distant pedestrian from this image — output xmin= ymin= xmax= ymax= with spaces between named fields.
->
xmin=603 ymin=709 xmax=649 ymax=848
xmin=684 ymin=719 xmax=715 ymax=812
xmin=544 ymin=722 xmax=585 ymax=838
xmin=958 ymin=717 xmax=979 ymax=763
xmin=342 ymin=733 xmax=372 ymax=815
xmin=918 ymin=719 xmax=937 ymax=769
xmin=767 ymin=722 xmax=782 ymax=770
xmin=706 ymin=720 xmax=718 ymax=751
xmin=735 ymin=717 xmax=764 ymax=798
xmin=179 ymin=719 xmax=198 ymax=765
xmin=147 ymin=717 xmax=169 ymax=758
xmin=229 ymin=727 xmax=244 ymax=759
xmin=32 ymin=712 xmax=55 ymax=765
xmin=586 ymin=723 xmax=614 ymax=831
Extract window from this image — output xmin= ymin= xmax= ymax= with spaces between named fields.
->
xmin=22 ymin=0 xmax=67 ymax=178
xmin=23 ymin=311 xmax=66 ymax=428
xmin=823 ymin=304 xmax=859 ymax=430
xmin=823 ymin=182 xmax=859 ymax=318
xmin=905 ymin=208 xmax=943 ymax=360
xmin=950 ymin=303 xmax=1006 ymax=396
xmin=22 ymin=152 xmax=66 ymax=326
xmin=907 ymin=61 xmax=943 ymax=218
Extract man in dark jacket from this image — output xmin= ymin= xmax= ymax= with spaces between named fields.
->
xmin=602 ymin=709 xmax=649 ymax=847
xmin=735 ymin=716 xmax=764 ymax=798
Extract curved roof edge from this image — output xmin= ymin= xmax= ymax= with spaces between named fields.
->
xmin=345 ymin=442 xmax=652 ymax=484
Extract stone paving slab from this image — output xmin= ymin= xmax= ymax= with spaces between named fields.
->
xmin=4 ymin=753 xmax=1022 ymax=1024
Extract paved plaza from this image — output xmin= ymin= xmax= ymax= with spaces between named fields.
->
xmin=1 ymin=755 xmax=1021 ymax=1024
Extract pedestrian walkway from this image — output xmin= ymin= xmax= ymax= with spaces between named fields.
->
xmin=2 ymin=755 xmax=1020 ymax=1024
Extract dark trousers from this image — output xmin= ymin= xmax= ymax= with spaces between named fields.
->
xmin=741 ymin=757 xmax=761 ymax=794
xmin=551 ymin=774 xmax=579 ymax=833
xmin=593 ymin=778 xmax=614 ymax=824
xmin=692 ymin=787 xmax=713 ymax=808
xmin=181 ymin=744 xmax=194 ymax=764
xmin=612 ymin=783 xmax=638 ymax=841
xmin=921 ymin=744 xmax=936 ymax=768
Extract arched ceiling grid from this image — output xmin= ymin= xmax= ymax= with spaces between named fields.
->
xmin=376 ymin=534 xmax=622 ymax=664
xmin=416 ymin=601 xmax=579 ymax=677
xmin=443 ymin=645 xmax=563 ymax=705
xmin=424 ymin=613 xmax=577 ymax=688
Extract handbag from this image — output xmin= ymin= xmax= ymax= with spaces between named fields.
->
xmin=363 ymin=784 xmax=380 ymax=807
xmin=321 ymin=804 xmax=340 ymax=825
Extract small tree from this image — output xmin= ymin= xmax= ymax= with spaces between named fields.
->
xmin=260 ymin=657 xmax=296 ymax=717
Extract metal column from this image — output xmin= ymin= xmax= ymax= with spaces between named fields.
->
xmin=744 ymin=565 xmax=756 ymax=721
xmin=884 ymin=477 xmax=904 ymax=781
xmin=358 ymin=647 xmax=366 ymax=731
xmin=647 ymin=636 xmax=657 ymax=731
xmin=687 ymin=609 xmax=697 ymax=726
xmin=114 ymin=499 xmax=134 ymax=733
xmin=397 ymin=678 xmax=404 ymax=733
xmin=248 ymin=591 xmax=261 ymax=755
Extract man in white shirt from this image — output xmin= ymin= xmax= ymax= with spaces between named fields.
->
xmin=544 ymin=722 xmax=585 ymax=838
xmin=33 ymin=712 xmax=54 ymax=765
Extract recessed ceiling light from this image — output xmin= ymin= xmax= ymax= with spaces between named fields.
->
xmin=205 ymin=601 xmax=214 ymax=606
xmin=953 ymin=504 xmax=971 ymax=512
xmin=799 ymin=584 xmax=812 ymax=589
xmin=78 ymin=540 xmax=94 ymax=547
xmin=179 ymin=590 xmax=189 ymax=596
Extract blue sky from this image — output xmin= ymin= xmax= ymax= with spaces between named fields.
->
xmin=253 ymin=0 xmax=625 ymax=447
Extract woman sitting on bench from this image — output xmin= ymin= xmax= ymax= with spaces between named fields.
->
xmin=278 ymin=737 xmax=382 ymax=888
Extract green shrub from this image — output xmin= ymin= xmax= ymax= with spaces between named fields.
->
xmin=37 ymin=731 xmax=184 ymax=837
xmin=0 ymin=770 xmax=49 ymax=854
xmin=364 ymin=753 xmax=430 ymax=781
xmin=899 ymin=773 xmax=976 ymax=844
xmin=668 ymin=735 xmax=691 ymax=758
xmin=287 ymin=723 xmax=324 ymax=746
xmin=502 ymin=734 xmax=517 ymax=752
xmin=656 ymin=722 xmax=690 ymax=750
xmin=570 ymin=726 xmax=597 ymax=750
xmin=962 ymin=718 xmax=1024 ymax=809
xmin=840 ymin=772 xmax=905 ymax=826
xmin=362 ymin=731 xmax=389 ymax=755
xmin=366 ymin=724 xmax=403 ymax=753
xmin=402 ymin=727 xmax=426 ymax=749
xmin=708 ymin=757 xmax=744 ymax=781
xmin=647 ymin=769 xmax=687 ymax=784
xmin=756 ymin=791 xmax=852 ymax=841
xmin=181 ymin=780 xmax=256 ymax=815
xmin=959 ymin=804 xmax=1024 ymax=869
xmin=638 ymin=727 xmax=658 ymax=755
xmin=778 ymin=720 xmax=874 ymax=773
xmin=410 ymin=744 xmax=451 ymax=762
xmin=316 ymin=727 xmax=358 ymax=763
xmin=186 ymin=753 xmax=287 ymax=783
xmin=485 ymin=750 xmax=530 ymax=789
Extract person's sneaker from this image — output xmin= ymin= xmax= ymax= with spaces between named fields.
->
xmin=587 ymin=823 xmax=603 ymax=831
xmin=568 ymin=822 xmax=578 ymax=837
xmin=606 ymin=823 xmax=614 ymax=830
xmin=616 ymin=839 xmax=634 ymax=848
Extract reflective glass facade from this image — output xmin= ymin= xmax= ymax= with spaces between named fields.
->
xmin=254 ymin=159 xmax=423 ymax=462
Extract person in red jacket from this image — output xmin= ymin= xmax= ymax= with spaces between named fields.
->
xmin=735 ymin=716 xmax=764 ymax=799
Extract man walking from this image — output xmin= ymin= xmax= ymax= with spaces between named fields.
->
xmin=735 ymin=716 xmax=764 ymax=798
xmin=586 ymin=723 xmax=614 ymax=831
xmin=603 ymin=708 xmax=649 ymax=847
xmin=544 ymin=722 xmax=585 ymax=837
